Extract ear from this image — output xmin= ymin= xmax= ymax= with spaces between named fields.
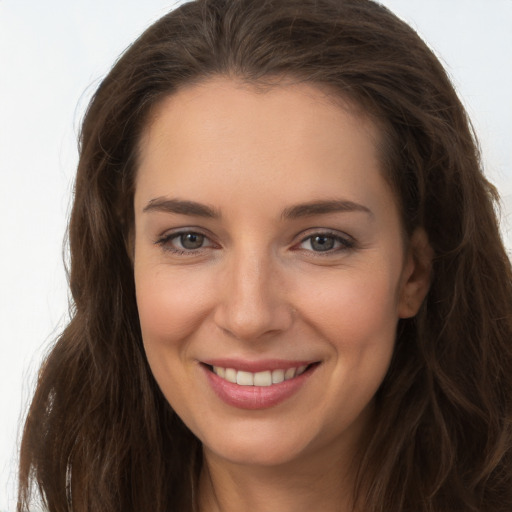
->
xmin=397 ymin=228 xmax=433 ymax=319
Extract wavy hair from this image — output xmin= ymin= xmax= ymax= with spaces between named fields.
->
xmin=18 ymin=0 xmax=512 ymax=511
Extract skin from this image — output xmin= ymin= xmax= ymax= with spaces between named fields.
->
xmin=133 ymin=78 xmax=431 ymax=512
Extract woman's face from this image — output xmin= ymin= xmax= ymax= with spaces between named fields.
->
xmin=134 ymin=78 xmax=429 ymax=469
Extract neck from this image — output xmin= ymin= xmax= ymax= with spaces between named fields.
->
xmin=198 ymin=443 xmax=360 ymax=512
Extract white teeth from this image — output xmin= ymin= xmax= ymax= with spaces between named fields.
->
xmin=212 ymin=365 xmax=310 ymax=386
xmin=271 ymin=369 xmax=285 ymax=384
xmin=236 ymin=370 xmax=254 ymax=386
xmin=225 ymin=368 xmax=237 ymax=384
xmin=253 ymin=370 xmax=272 ymax=386
xmin=213 ymin=366 xmax=226 ymax=378
xmin=284 ymin=367 xmax=296 ymax=380
xmin=297 ymin=365 xmax=307 ymax=376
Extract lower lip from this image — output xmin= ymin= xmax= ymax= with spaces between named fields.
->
xmin=202 ymin=365 xmax=317 ymax=410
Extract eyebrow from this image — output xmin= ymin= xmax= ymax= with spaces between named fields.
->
xmin=143 ymin=197 xmax=220 ymax=218
xmin=142 ymin=197 xmax=373 ymax=220
xmin=281 ymin=200 xmax=373 ymax=220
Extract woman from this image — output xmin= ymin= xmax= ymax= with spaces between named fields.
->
xmin=18 ymin=0 xmax=512 ymax=511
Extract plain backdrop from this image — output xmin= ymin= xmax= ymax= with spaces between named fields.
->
xmin=1 ymin=1 xmax=511 ymax=510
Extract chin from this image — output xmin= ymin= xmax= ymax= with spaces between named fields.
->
xmin=196 ymin=414 xmax=341 ymax=470
xmin=204 ymin=435 xmax=313 ymax=468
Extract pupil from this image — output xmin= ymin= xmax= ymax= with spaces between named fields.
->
xmin=181 ymin=233 xmax=204 ymax=249
xmin=311 ymin=235 xmax=334 ymax=251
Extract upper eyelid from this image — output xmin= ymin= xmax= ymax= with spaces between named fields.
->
xmin=294 ymin=229 xmax=356 ymax=252
xmin=299 ymin=234 xmax=353 ymax=246
xmin=156 ymin=226 xmax=214 ymax=240
xmin=302 ymin=235 xmax=352 ymax=245
xmin=296 ymin=228 xmax=354 ymax=243
xmin=155 ymin=228 xmax=214 ymax=247
xmin=155 ymin=231 xmax=217 ymax=256
xmin=154 ymin=227 xmax=355 ymax=249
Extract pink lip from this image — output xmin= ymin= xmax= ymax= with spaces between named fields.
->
xmin=201 ymin=361 xmax=318 ymax=410
xmin=202 ymin=358 xmax=313 ymax=373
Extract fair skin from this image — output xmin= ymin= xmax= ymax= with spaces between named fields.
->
xmin=133 ymin=78 xmax=431 ymax=512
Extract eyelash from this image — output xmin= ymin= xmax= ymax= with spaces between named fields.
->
xmin=155 ymin=231 xmax=214 ymax=255
xmin=296 ymin=231 xmax=355 ymax=254
xmin=155 ymin=230 xmax=355 ymax=256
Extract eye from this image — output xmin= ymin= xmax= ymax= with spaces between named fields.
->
xmin=177 ymin=232 xmax=206 ymax=250
xmin=298 ymin=232 xmax=354 ymax=253
xmin=156 ymin=230 xmax=215 ymax=254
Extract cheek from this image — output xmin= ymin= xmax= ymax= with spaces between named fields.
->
xmin=296 ymin=266 xmax=401 ymax=347
xmin=135 ymin=266 xmax=215 ymax=347
xmin=134 ymin=266 xmax=215 ymax=422
xmin=301 ymin=269 xmax=400 ymax=406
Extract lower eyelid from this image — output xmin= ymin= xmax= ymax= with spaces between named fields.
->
xmin=155 ymin=231 xmax=212 ymax=251
xmin=154 ymin=230 xmax=354 ymax=254
xmin=299 ymin=233 xmax=354 ymax=250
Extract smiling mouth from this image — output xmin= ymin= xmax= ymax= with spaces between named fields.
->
xmin=204 ymin=363 xmax=318 ymax=387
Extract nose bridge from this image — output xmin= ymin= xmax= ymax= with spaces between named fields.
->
xmin=215 ymin=244 xmax=291 ymax=341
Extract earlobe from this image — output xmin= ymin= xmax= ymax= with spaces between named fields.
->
xmin=398 ymin=228 xmax=433 ymax=319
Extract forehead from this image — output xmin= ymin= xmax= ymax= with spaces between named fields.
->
xmin=135 ymin=78 xmax=393 ymax=216
xmin=138 ymin=77 xmax=380 ymax=158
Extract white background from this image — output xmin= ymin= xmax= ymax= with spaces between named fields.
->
xmin=1 ymin=1 xmax=511 ymax=510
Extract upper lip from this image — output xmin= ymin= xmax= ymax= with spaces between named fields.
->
xmin=200 ymin=358 xmax=318 ymax=373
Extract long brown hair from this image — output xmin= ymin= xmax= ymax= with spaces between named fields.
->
xmin=18 ymin=1 xmax=512 ymax=511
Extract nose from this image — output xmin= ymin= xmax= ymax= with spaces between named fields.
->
xmin=213 ymin=250 xmax=294 ymax=342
